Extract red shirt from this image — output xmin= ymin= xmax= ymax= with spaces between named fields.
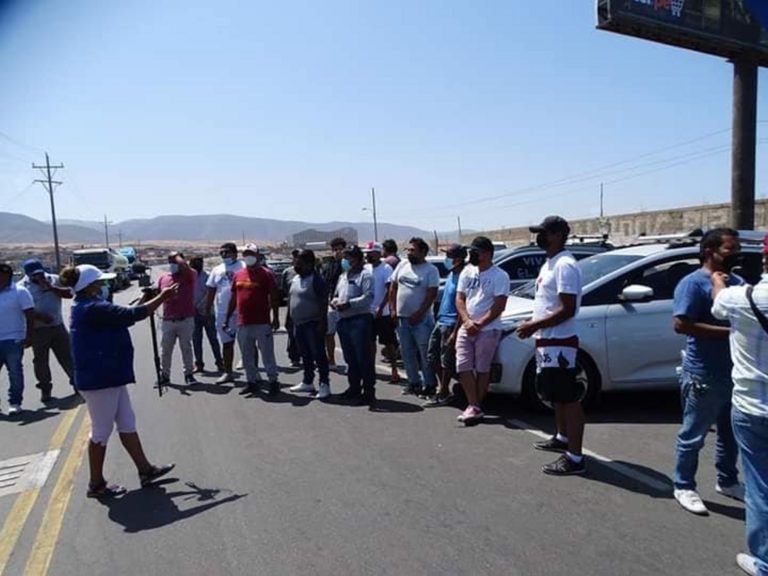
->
xmin=158 ymin=267 xmax=197 ymax=319
xmin=232 ymin=266 xmax=276 ymax=326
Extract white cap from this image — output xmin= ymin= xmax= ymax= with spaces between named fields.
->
xmin=74 ymin=264 xmax=116 ymax=293
xmin=242 ymin=243 xmax=260 ymax=255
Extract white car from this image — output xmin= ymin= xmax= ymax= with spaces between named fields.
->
xmin=489 ymin=239 xmax=764 ymax=410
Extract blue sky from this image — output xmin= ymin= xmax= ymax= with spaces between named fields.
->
xmin=0 ymin=0 xmax=766 ymax=233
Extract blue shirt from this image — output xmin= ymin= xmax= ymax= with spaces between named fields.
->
xmin=437 ymin=269 xmax=461 ymax=326
xmin=673 ymin=268 xmax=743 ymax=378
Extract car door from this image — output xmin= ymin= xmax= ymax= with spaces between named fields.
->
xmin=603 ymin=255 xmax=699 ymax=390
xmin=497 ymin=252 xmax=546 ymax=290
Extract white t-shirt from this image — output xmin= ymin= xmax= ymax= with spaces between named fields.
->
xmin=532 ymin=250 xmax=582 ymax=340
xmin=206 ymin=260 xmax=245 ymax=319
xmin=0 ymin=283 xmax=35 ymax=341
xmin=457 ymin=265 xmax=510 ymax=331
xmin=391 ymin=260 xmax=440 ymax=318
xmin=712 ymin=278 xmax=768 ymax=418
xmin=365 ymin=261 xmax=394 ymax=316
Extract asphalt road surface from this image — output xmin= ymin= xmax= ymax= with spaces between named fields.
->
xmin=0 ymin=285 xmax=750 ymax=575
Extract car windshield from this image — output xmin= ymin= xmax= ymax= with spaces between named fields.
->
xmin=510 ymin=253 xmax=645 ymax=299
xmin=72 ymin=252 xmax=109 ymax=267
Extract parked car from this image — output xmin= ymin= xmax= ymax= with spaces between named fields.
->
xmin=489 ymin=238 xmax=764 ymax=410
xmin=266 ymin=260 xmax=294 ymax=306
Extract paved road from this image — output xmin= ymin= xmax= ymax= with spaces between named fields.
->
xmin=0 ymin=285 xmax=749 ymax=575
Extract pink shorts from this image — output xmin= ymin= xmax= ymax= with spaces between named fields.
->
xmin=79 ymin=385 xmax=137 ymax=446
xmin=456 ymin=328 xmax=501 ymax=374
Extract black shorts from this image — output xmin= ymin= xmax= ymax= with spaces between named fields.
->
xmin=371 ymin=316 xmax=396 ymax=346
xmin=535 ymin=367 xmax=583 ymax=404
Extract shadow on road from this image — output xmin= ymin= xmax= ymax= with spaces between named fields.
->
xmin=586 ymin=458 xmax=673 ymax=499
xmin=99 ymin=479 xmax=247 ymax=533
xmin=165 ymin=382 xmax=234 ymax=397
xmin=703 ymin=499 xmax=745 ymax=521
xmin=371 ymin=399 xmax=423 ymax=413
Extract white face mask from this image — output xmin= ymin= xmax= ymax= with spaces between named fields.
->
xmin=244 ymin=255 xmax=258 ymax=267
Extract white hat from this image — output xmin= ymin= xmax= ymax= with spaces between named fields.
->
xmin=74 ymin=264 xmax=116 ymax=293
xmin=242 ymin=243 xmax=261 ymax=255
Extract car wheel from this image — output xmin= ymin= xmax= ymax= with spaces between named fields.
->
xmin=522 ymin=351 xmax=601 ymax=412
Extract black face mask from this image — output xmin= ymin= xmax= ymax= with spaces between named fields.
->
xmin=294 ymin=264 xmax=310 ymax=277
xmin=535 ymin=232 xmax=549 ymax=250
xmin=468 ymin=251 xmax=480 ymax=266
xmin=407 ymin=255 xmax=419 ymax=265
xmin=721 ymin=253 xmax=742 ymax=273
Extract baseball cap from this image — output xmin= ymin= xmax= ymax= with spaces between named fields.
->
xmin=763 ymin=233 xmax=768 ymax=254
xmin=469 ymin=236 xmax=494 ymax=253
xmin=363 ymin=241 xmax=383 ymax=253
xmin=0 ymin=263 xmax=12 ymax=275
xmin=529 ymin=215 xmax=570 ymax=235
xmin=443 ymin=243 xmax=467 ymax=259
xmin=74 ymin=264 xmax=116 ymax=293
xmin=242 ymin=243 xmax=260 ymax=255
xmin=342 ymin=245 xmax=363 ymax=259
xmin=22 ymin=259 xmax=45 ymax=276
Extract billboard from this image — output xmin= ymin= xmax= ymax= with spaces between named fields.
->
xmin=597 ymin=0 xmax=768 ymax=66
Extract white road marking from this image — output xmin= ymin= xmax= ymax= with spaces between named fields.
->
xmin=506 ymin=418 xmax=671 ymax=493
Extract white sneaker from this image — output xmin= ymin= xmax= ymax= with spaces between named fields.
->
xmin=315 ymin=383 xmax=331 ymax=400
xmin=215 ymin=372 xmax=235 ymax=385
xmin=235 ymin=360 xmax=244 ymax=370
xmin=716 ymin=482 xmax=746 ymax=502
xmin=674 ymin=489 xmax=709 ymax=515
xmin=736 ymin=553 xmax=758 ymax=576
xmin=7 ymin=404 xmax=22 ymax=415
xmin=289 ymin=382 xmax=316 ymax=394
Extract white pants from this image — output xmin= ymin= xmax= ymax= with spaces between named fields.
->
xmin=80 ymin=386 xmax=137 ymax=446
xmin=160 ymin=317 xmax=195 ymax=376
xmin=237 ymin=324 xmax=278 ymax=384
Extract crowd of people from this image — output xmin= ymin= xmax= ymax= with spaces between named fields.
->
xmin=0 ymin=216 xmax=765 ymax=574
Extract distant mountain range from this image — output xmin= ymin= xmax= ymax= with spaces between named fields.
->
xmin=0 ymin=212 xmax=447 ymax=245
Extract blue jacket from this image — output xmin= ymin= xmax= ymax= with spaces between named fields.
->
xmin=70 ymin=296 xmax=149 ymax=391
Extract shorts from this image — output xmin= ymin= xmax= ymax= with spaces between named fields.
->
xmin=371 ymin=315 xmax=396 ymax=346
xmin=326 ymin=309 xmax=339 ymax=336
xmin=534 ymin=345 xmax=581 ymax=404
xmin=427 ymin=323 xmax=456 ymax=372
xmin=455 ymin=328 xmax=501 ymax=374
xmin=216 ymin=314 xmax=237 ymax=344
xmin=79 ymin=385 xmax=137 ymax=446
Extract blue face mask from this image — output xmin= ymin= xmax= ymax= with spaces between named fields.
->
xmin=444 ymin=258 xmax=454 ymax=271
xmin=169 ymin=263 xmax=179 ymax=275
xmin=222 ymin=257 xmax=234 ymax=266
xmin=341 ymin=259 xmax=351 ymax=272
xmin=100 ymin=285 xmax=110 ymax=300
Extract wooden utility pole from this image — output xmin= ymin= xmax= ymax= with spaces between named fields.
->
xmin=32 ymin=153 xmax=64 ymax=270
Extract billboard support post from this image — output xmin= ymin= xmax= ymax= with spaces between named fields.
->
xmin=731 ymin=59 xmax=758 ymax=230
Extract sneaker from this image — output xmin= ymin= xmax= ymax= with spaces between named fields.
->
xmin=736 ymin=553 xmax=758 ymax=576
xmin=400 ymin=385 xmax=418 ymax=396
xmin=418 ymin=388 xmax=436 ymax=400
xmin=716 ymin=482 xmax=746 ymax=502
xmin=457 ymin=405 xmax=483 ymax=423
xmin=315 ymin=383 xmax=331 ymax=400
xmin=235 ymin=360 xmax=244 ymax=370
xmin=290 ymin=360 xmax=302 ymax=368
xmin=240 ymin=382 xmax=260 ymax=396
xmin=673 ymin=489 xmax=709 ymax=515
xmin=352 ymin=391 xmax=376 ymax=407
xmin=215 ymin=360 xmax=225 ymax=372
xmin=534 ymin=436 xmax=568 ymax=453
xmin=289 ymin=382 xmax=317 ymax=394
xmin=7 ymin=404 xmax=22 ymax=416
xmin=139 ymin=463 xmax=175 ymax=487
xmin=267 ymin=381 xmax=280 ymax=396
xmin=184 ymin=373 xmax=198 ymax=385
xmin=40 ymin=391 xmax=54 ymax=403
xmin=215 ymin=372 xmax=235 ymax=385
xmin=423 ymin=394 xmax=453 ymax=407
xmin=158 ymin=373 xmax=170 ymax=385
xmin=338 ymin=388 xmax=362 ymax=400
xmin=542 ymin=454 xmax=586 ymax=476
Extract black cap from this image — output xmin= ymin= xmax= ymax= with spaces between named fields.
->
xmin=342 ymin=245 xmax=363 ymax=259
xmin=443 ymin=243 xmax=467 ymax=259
xmin=469 ymin=236 xmax=494 ymax=253
xmin=529 ymin=215 xmax=570 ymax=235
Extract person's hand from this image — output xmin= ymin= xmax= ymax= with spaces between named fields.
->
xmin=712 ymin=271 xmax=729 ymax=287
xmin=516 ymin=320 xmax=537 ymax=339
xmin=463 ymin=319 xmax=480 ymax=335
xmin=160 ymin=283 xmax=179 ymax=301
xmin=336 ymin=302 xmax=350 ymax=312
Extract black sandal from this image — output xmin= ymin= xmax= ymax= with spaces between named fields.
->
xmin=86 ymin=481 xmax=127 ymax=499
xmin=139 ymin=463 xmax=175 ymax=487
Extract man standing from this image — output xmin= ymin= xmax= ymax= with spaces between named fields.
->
xmin=287 ymin=250 xmax=331 ymax=399
xmin=389 ymin=237 xmax=440 ymax=396
xmin=225 ymin=244 xmax=281 ymax=396
xmin=206 ymin=242 xmax=245 ymax=384
xmin=190 ymin=256 xmax=223 ymax=374
xmin=157 ymin=251 xmax=198 ymax=385
xmin=711 ymin=236 xmax=768 ymax=576
xmin=334 ymin=246 xmax=375 ymax=406
xmin=425 ymin=244 xmax=467 ymax=407
xmin=0 ymin=263 xmax=34 ymax=414
xmin=364 ymin=241 xmax=400 ymax=384
xmin=517 ymin=216 xmax=585 ymax=476
xmin=281 ymin=249 xmax=302 ymax=367
xmin=382 ymin=239 xmax=400 ymax=270
xmin=18 ymin=259 xmax=75 ymax=401
xmin=455 ymin=237 xmax=509 ymax=422
xmin=672 ymin=227 xmax=744 ymax=514
xmin=322 ymin=237 xmax=347 ymax=371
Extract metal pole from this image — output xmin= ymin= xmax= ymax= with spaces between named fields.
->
xmin=731 ymin=59 xmax=758 ymax=230
xmin=457 ymin=216 xmax=462 ymax=242
xmin=104 ymin=215 xmax=110 ymax=248
xmin=45 ymin=154 xmax=62 ymax=270
xmin=371 ymin=187 xmax=378 ymax=242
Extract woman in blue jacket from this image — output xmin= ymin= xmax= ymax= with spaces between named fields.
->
xmin=61 ymin=264 xmax=177 ymax=498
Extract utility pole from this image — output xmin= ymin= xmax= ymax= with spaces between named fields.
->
xmin=600 ymin=182 xmax=604 ymax=219
xmin=371 ymin=187 xmax=378 ymax=242
xmin=457 ymin=216 xmax=463 ymax=242
xmin=118 ymin=230 xmax=123 ymax=248
xmin=103 ymin=215 xmax=112 ymax=248
xmin=731 ymin=59 xmax=758 ymax=230
xmin=32 ymin=153 xmax=64 ymax=270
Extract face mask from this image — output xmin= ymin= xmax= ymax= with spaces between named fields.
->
xmin=535 ymin=232 xmax=549 ymax=250
xmin=244 ymin=256 xmax=258 ymax=267
xmin=222 ymin=257 xmax=234 ymax=266
xmin=341 ymin=259 xmax=351 ymax=272
xmin=444 ymin=258 xmax=454 ymax=271
xmin=721 ymin=253 xmax=742 ymax=273
xmin=100 ymin=285 xmax=110 ymax=300
xmin=468 ymin=251 xmax=480 ymax=266
xmin=407 ymin=255 xmax=419 ymax=265
xmin=169 ymin=263 xmax=179 ymax=275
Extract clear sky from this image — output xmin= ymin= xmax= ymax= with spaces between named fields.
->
xmin=0 ymin=0 xmax=767 ymax=233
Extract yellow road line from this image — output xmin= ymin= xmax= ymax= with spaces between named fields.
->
xmin=23 ymin=413 xmax=90 ymax=576
xmin=0 ymin=406 xmax=82 ymax=576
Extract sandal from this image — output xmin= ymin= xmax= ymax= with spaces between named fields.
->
xmin=87 ymin=481 xmax=127 ymax=499
xmin=139 ymin=463 xmax=175 ymax=487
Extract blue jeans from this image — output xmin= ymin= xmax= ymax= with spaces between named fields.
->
xmin=0 ymin=339 xmax=24 ymax=406
xmin=674 ymin=371 xmax=739 ymax=490
xmin=397 ymin=316 xmax=436 ymax=391
xmin=732 ymin=407 xmax=768 ymax=576
xmin=294 ymin=320 xmax=330 ymax=386
xmin=193 ymin=314 xmax=222 ymax=368
xmin=337 ymin=314 xmax=375 ymax=394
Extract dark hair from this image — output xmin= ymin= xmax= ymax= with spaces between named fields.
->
xmin=330 ymin=237 xmax=347 ymax=249
xmin=470 ymin=236 xmax=494 ymax=255
xmin=59 ymin=266 xmax=80 ymax=288
xmin=700 ymin=228 xmax=739 ymax=262
xmin=343 ymin=245 xmax=363 ymax=260
xmin=220 ymin=242 xmax=237 ymax=253
xmin=408 ymin=237 xmax=429 ymax=255
xmin=291 ymin=249 xmax=300 ymax=258
xmin=298 ymin=249 xmax=316 ymax=267
xmin=382 ymin=239 xmax=397 ymax=254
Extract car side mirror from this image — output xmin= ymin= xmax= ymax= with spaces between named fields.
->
xmin=619 ymin=285 xmax=654 ymax=302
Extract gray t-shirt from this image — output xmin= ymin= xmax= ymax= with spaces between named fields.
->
xmin=391 ymin=260 xmax=440 ymax=318
xmin=18 ymin=274 xmax=64 ymax=328
xmin=289 ymin=273 xmax=326 ymax=326
xmin=334 ymin=268 xmax=373 ymax=319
